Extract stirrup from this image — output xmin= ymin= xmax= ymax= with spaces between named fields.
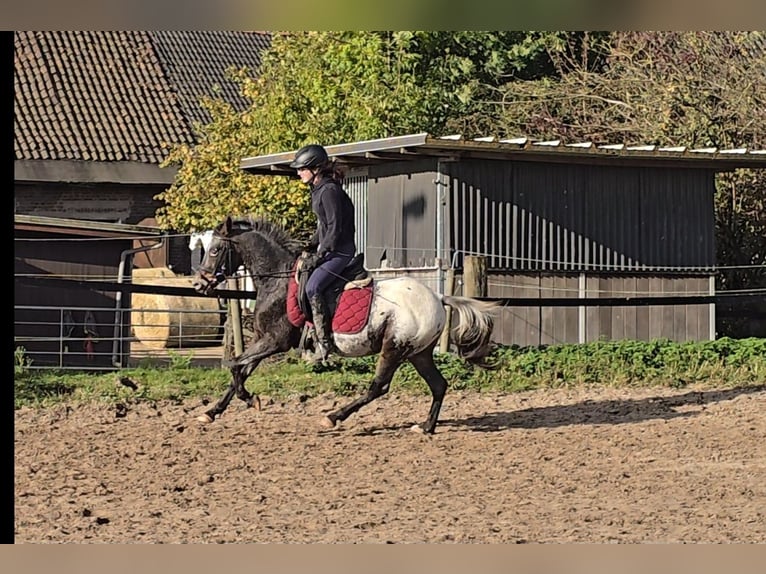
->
xmin=302 ymin=340 xmax=331 ymax=365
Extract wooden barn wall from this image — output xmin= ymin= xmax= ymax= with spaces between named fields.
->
xmin=14 ymin=229 xmax=132 ymax=367
xmin=478 ymin=272 xmax=712 ymax=346
xmin=366 ymin=159 xmax=438 ymax=268
xmin=444 ymin=160 xmax=716 ymax=272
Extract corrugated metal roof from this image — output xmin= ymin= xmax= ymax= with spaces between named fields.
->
xmin=240 ymin=133 xmax=766 ymax=175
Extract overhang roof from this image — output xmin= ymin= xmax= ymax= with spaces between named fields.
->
xmin=240 ymin=133 xmax=766 ymax=176
xmin=14 ymin=214 xmax=163 ymax=239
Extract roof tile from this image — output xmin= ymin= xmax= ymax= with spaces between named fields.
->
xmin=14 ymin=31 xmax=271 ymax=165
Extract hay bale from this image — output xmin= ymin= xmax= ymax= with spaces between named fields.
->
xmin=131 ymin=268 xmax=223 ymax=349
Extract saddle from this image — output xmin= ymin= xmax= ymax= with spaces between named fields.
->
xmin=295 ymin=253 xmax=371 ymax=322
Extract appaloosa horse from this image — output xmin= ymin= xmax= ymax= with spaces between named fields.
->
xmin=192 ymin=215 xmax=498 ymax=433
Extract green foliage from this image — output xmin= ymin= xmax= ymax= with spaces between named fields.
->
xmin=155 ymin=31 xmax=589 ymax=236
xmin=492 ymin=31 xmax=766 ymax=337
xmin=15 ymin=366 xmax=232 ymax=409
xmin=14 ymin=339 xmax=766 ymax=409
xmin=484 ymin=338 xmax=766 ymax=389
xmin=167 ymin=349 xmax=194 ymax=370
xmin=14 ymin=346 xmax=33 ymax=378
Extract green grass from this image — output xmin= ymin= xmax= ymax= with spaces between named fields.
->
xmin=14 ymin=337 xmax=766 ymax=409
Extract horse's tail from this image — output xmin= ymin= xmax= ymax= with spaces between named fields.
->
xmin=442 ymin=296 xmax=500 ymax=368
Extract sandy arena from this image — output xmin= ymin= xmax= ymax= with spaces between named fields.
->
xmin=14 ymin=384 xmax=766 ymax=543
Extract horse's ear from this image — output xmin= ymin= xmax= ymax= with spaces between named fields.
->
xmin=223 ymin=216 xmax=234 ymax=236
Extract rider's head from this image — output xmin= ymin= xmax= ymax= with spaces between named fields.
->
xmin=290 ymin=144 xmax=330 ymax=185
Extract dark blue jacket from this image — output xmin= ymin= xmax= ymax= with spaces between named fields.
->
xmin=310 ymin=177 xmax=356 ymax=257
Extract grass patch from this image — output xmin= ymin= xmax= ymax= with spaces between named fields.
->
xmin=14 ymin=338 xmax=766 ymax=409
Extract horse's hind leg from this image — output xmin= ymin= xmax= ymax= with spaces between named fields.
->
xmin=407 ymin=345 xmax=448 ymax=434
xmin=322 ymin=347 xmax=407 ymax=429
xmin=233 ymin=361 xmax=262 ymax=409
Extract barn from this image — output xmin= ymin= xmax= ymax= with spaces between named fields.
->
xmin=240 ymin=133 xmax=766 ymax=346
xmin=14 ymin=31 xmax=271 ymax=273
xmin=14 ymin=31 xmax=271 ymax=368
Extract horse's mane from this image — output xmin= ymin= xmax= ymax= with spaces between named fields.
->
xmin=226 ymin=215 xmax=304 ymax=254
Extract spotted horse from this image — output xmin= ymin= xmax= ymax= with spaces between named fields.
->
xmin=192 ymin=215 xmax=498 ymax=434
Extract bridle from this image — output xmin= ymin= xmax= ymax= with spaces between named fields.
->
xmin=193 ymin=234 xmax=238 ymax=294
xmin=192 ymin=218 xmax=309 ymax=296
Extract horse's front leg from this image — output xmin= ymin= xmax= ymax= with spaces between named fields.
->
xmin=197 ymin=334 xmax=284 ymax=424
xmin=233 ymin=360 xmax=262 ymax=410
xmin=198 ymin=380 xmax=238 ymax=424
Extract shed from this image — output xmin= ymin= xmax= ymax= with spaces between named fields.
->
xmin=240 ymin=133 xmax=766 ymax=346
xmin=14 ymin=215 xmax=163 ymax=368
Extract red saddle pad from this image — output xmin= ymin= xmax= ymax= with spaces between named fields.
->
xmin=331 ymin=284 xmax=374 ymax=335
xmin=286 ymin=275 xmax=374 ymax=335
xmin=286 ymin=274 xmax=306 ymax=328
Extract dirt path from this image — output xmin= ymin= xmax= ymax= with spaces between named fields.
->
xmin=14 ymin=384 xmax=766 ymax=543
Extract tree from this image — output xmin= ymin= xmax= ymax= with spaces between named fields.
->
xmin=492 ymin=31 xmax=766 ymax=336
xmin=155 ymin=31 xmax=588 ymax=237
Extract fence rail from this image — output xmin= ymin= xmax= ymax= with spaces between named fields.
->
xmin=14 ymin=304 xmax=226 ymax=371
xmin=14 ymin=269 xmax=766 ymax=371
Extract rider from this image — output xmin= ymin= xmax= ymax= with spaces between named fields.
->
xmin=290 ymin=144 xmax=357 ymax=361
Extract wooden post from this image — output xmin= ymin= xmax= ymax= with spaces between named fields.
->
xmin=226 ymin=277 xmax=244 ymax=357
xmin=438 ymin=268 xmax=456 ymax=353
xmin=464 ymin=255 xmax=487 ymax=298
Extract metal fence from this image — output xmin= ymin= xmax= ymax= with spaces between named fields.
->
xmin=14 ymin=304 xmax=226 ymax=371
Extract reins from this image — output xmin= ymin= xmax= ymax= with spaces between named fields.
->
xmin=203 ymin=233 xmax=297 ymax=283
xmin=199 ymin=217 xmax=338 ymax=287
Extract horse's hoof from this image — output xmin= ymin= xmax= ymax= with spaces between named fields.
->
xmin=410 ymin=424 xmax=433 ymax=434
xmin=196 ymin=413 xmax=214 ymax=424
xmin=319 ymin=416 xmax=336 ymax=429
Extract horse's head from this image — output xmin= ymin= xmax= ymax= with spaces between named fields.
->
xmin=192 ymin=216 xmax=245 ymax=295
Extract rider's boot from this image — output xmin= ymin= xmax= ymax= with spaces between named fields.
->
xmin=308 ymin=294 xmax=335 ymax=363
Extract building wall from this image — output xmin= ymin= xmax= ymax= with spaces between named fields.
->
xmin=361 ymin=159 xmax=716 ymax=274
xmin=366 ymin=159 xmax=439 ymax=268
xmin=343 ymin=169 xmax=369 ymax=267
xmin=357 ymin=158 xmax=718 ymax=345
xmin=15 ymin=182 xmax=195 ymax=273
xmin=14 ymin=182 xmax=165 ymax=225
xmin=444 ymin=160 xmax=716 ymax=271
xmin=480 ymin=272 xmax=713 ymax=346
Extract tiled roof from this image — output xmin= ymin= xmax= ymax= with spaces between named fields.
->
xmin=14 ymin=31 xmax=271 ymax=165
xmin=150 ymin=31 xmax=271 ymax=128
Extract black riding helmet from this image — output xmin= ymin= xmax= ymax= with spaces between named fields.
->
xmin=289 ymin=144 xmax=329 ymax=170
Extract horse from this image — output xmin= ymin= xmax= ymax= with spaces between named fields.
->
xmin=191 ymin=215 xmax=498 ymax=434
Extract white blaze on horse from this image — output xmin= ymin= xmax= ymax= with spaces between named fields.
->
xmin=192 ymin=216 xmax=498 ymax=434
